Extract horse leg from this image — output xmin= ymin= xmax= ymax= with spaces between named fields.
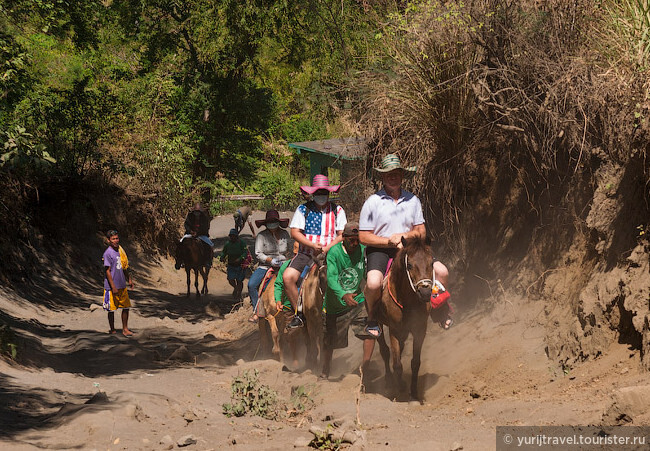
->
xmin=194 ymin=268 xmax=200 ymax=298
xmin=410 ymin=327 xmax=426 ymax=402
xmin=185 ymin=268 xmax=191 ymax=297
xmin=201 ymin=266 xmax=209 ymax=294
xmin=305 ymin=311 xmax=321 ymax=371
xmin=258 ymin=319 xmax=272 ymax=357
xmin=377 ymin=330 xmax=393 ymax=385
xmin=389 ymin=332 xmax=406 ymax=393
xmin=269 ymin=316 xmax=281 ymax=360
xmin=285 ymin=330 xmax=300 ymax=370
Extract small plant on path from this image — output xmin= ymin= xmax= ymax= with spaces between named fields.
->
xmin=0 ymin=323 xmax=18 ymax=360
xmin=223 ymin=369 xmax=279 ymax=420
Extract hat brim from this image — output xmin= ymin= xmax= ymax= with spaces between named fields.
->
xmin=300 ymin=185 xmax=340 ymax=195
xmin=373 ymin=165 xmax=417 ymax=178
xmin=254 ymin=218 xmax=290 ymax=228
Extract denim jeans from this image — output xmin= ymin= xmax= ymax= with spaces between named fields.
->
xmin=248 ymin=266 xmax=268 ymax=310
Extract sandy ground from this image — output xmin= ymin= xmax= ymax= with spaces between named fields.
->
xmin=1 ymin=212 xmax=649 ymax=450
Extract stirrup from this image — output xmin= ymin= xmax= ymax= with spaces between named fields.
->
xmin=286 ymin=314 xmax=304 ymax=329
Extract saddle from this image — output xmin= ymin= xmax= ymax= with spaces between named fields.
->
xmin=258 ymin=267 xmax=277 ymax=297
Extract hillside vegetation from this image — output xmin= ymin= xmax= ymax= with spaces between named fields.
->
xmin=355 ymin=0 xmax=650 ymax=370
xmin=2 ymin=1 xmax=650 ymax=369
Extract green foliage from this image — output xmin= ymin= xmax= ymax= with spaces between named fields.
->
xmin=221 ymin=370 xmax=317 ymax=422
xmin=23 ymin=78 xmax=115 ymax=178
xmin=598 ymin=0 xmax=650 ymax=68
xmin=0 ymin=323 xmax=18 ymax=360
xmin=251 ymin=164 xmax=303 ymax=209
xmin=309 ymin=425 xmax=342 ymax=450
xmin=2 ymin=0 xmax=391 ymax=237
xmin=289 ymin=384 xmax=315 ymax=416
xmin=273 ymin=114 xmax=329 ymax=143
xmin=222 ymin=369 xmax=279 ymax=420
xmin=1 ymin=125 xmax=55 ymax=172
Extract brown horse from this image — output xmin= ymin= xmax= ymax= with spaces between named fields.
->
xmin=376 ymin=236 xmax=434 ymax=402
xmin=177 ymin=237 xmax=211 ymax=297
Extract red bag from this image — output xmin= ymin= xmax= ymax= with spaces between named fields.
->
xmin=430 ymin=280 xmax=450 ymax=309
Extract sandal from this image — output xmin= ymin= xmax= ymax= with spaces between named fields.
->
xmin=364 ymin=322 xmax=382 ymax=338
xmin=440 ymin=317 xmax=453 ymax=330
xmin=248 ymin=314 xmax=258 ymax=324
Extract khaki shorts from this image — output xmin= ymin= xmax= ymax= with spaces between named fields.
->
xmin=324 ymin=303 xmax=367 ymax=350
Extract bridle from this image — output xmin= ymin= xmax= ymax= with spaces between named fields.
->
xmin=404 ymin=253 xmax=434 ymax=294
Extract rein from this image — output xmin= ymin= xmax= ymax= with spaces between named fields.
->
xmin=387 ymin=275 xmax=403 ymax=309
xmin=387 ymin=250 xmax=436 ymax=310
xmin=404 ymin=253 xmax=434 ymax=293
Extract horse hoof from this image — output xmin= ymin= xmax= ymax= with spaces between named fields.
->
xmin=408 ymin=399 xmax=422 ymax=407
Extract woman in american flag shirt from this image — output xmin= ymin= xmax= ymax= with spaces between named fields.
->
xmin=283 ymin=174 xmax=347 ymax=329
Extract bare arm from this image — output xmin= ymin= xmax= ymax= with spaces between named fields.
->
xmin=322 ymin=231 xmax=343 ymax=253
xmin=105 ymin=267 xmax=117 ymax=294
xmin=360 ymin=224 xmax=427 ymax=249
xmin=124 ymin=268 xmax=134 ymax=289
xmin=290 ymin=228 xmax=322 ymax=252
xmin=359 ymin=230 xmax=394 ymax=248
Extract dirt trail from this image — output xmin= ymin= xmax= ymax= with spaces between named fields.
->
xmin=1 ymin=213 xmax=649 ymax=450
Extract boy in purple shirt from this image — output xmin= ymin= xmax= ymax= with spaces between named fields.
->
xmin=103 ymin=230 xmax=135 ymax=336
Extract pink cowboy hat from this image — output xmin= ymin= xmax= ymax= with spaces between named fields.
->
xmin=300 ymin=174 xmax=340 ymax=195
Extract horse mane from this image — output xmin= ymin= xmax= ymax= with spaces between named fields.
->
xmin=392 ymin=236 xmax=431 ymax=275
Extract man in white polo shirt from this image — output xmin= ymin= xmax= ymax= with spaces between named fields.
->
xmin=359 ymin=154 xmax=450 ymax=337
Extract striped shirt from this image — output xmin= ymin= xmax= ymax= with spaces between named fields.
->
xmin=289 ymin=201 xmax=347 ymax=255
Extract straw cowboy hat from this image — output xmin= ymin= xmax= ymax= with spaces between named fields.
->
xmin=300 ymin=174 xmax=340 ymax=195
xmin=255 ymin=209 xmax=290 ymax=228
xmin=373 ymin=154 xmax=417 ymax=178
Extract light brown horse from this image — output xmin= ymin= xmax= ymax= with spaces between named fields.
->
xmin=257 ymin=259 xmax=326 ymax=371
xmin=257 ymin=270 xmax=285 ymax=359
xmin=299 ymin=259 xmax=327 ymax=370
xmin=177 ymin=237 xmax=211 ymax=297
xmin=376 ymin=236 xmax=434 ymax=401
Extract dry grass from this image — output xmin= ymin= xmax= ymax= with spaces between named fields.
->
xmin=354 ymin=0 xmax=650 ymax=262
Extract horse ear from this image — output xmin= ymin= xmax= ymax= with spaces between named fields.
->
xmin=424 ymin=235 xmax=432 ymax=246
xmin=401 ymin=236 xmax=408 ymax=248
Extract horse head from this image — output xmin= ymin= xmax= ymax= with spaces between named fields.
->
xmin=396 ymin=236 xmax=434 ymax=303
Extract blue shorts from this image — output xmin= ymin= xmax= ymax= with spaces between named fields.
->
xmin=227 ymin=265 xmax=245 ymax=282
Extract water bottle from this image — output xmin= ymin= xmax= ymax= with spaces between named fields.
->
xmin=430 ymin=280 xmax=449 ymax=308
xmin=431 ymin=280 xmax=446 ymax=297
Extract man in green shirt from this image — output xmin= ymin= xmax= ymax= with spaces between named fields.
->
xmin=321 ymin=223 xmax=374 ymax=379
xmin=219 ymin=228 xmax=248 ymax=300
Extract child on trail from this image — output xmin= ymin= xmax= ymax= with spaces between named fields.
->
xmin=102 ymin=230 xmax=135 ymax=336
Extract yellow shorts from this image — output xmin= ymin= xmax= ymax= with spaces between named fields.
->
xmin=103 ymin=288 xmax=131 ymax=311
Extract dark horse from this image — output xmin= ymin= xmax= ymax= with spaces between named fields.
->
xmin=376 ymin=236 xmax=434 ymax=402
xmin=177 ymin=237 xmax=211 ymax=297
